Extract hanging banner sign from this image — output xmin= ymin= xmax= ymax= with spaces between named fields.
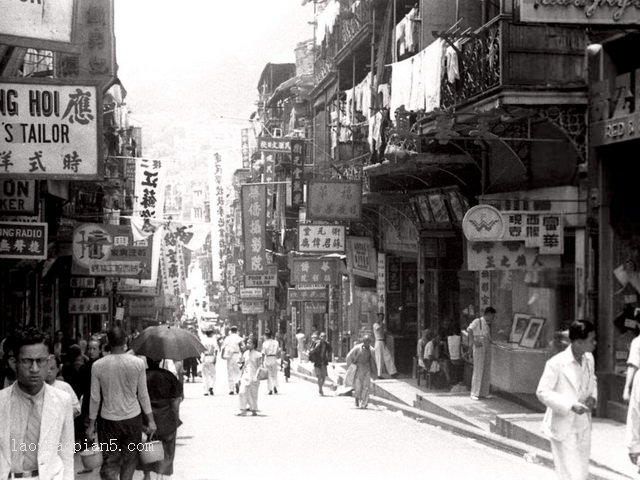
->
xmin=0 ymin=0 xmax=76 ymax=49
xmin=0 ymin=180 xmax=37 ymax=214
xmin=479 ymin=270 xmax=492 ymax=312
xmin=291 ymin=139 xmax=304 ymax=207
xmin=241 ymin=184 xmax=267 ymax=273
xmin=241 ymin=128 xmax=251 ymax=169
xmin=258 ymin=136 xmax=291 ymax=153
xmin=377 ymin=252 xmax=386 ymax=314
xmin=160 ymin=229 xmax=187 ymax=297
xmin=288 ymin=288 xmax=328 ymax=302
xmin=241 ymin=299 xmax=265 ymax=314
xmin=307 ymin=180 xmax=362 ymax=221
xmin=466 ymin=242 xmax=561 ymax=271
xmin=240 ymin=287 xmax=263 ymax=299
xmin=347 ymin=236 xmax=377 ymax=279
xmin=298 ymin=224 xmax=345 ymax=252
xmin=291 ymin=258 xmax=340 ymax=285
xmin=244 ymin=264 xmax=278 ymax=287
xmin=0 ymin=221 xmax=47 ymax=260
xmin=502 ymin=211 xmax=564 ymax=255
xmin=69 ymin=297 xmax=109 ymax=315
xmin=71 ymin=224 xmax=153 ymax=278
xmin=0 ymin=81 xmax=101 ymax=179
xmin=305 ymin=301 xmax=327 ymax=313
xmin=132 ymin=158 xmax=166 ymax=234
xmin=517 ymin=0 xmax=640 ymax=25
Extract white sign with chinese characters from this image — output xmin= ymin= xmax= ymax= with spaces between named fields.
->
xmin=69 ymin=297 xmax=109 ymax=315
xmin=377 ymin=252 xmax=386 ymax=315
xmin=0 ymin=0 xmax=75 ymax=45
xmin=240 ymin=287 xmax=263 ymax=299
xmin=298 ymin=224 xmax=345 ymax=253
xmin=478 ymin=271 xmax=492 ymax=311
xmin=466 ymin=242 xmax=561 ymax=271
xmin=502 ymin=212 xmax=564 ymax=255
xmin=0 ymin=82 xmax=100 ymax=178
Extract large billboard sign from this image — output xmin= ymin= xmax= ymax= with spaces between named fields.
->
xmin=0 ymin=0 xmax=78 ymax=51
xmin=0 ymin=81 xmax=101 ymax=179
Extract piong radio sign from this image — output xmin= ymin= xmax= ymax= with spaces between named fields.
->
xmin=0 ymin=81 xmax=100 ymax=178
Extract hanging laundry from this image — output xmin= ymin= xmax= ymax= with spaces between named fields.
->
xmin=395 ymin=17 xmax=408 ymax=57
xmin=390 ymin=55 xmax=413 ymax=115
xmin=368 ymin=110 xmax=383 ymax=153
xmin=378 ymin=83 xmax=391 ymax=109
xmin=315 ymin=0 xmax=341 ymax=45
xmin=445 ymin=44 xmax=460 ymax=84
xmin=405 ymin=8 xmax=420 ymax=55
xmin=423 ymin=39 xmax=445 ymax=111
xmin=353 ymin=72 xmax=372 ymax=116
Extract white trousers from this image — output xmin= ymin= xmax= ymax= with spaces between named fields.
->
xmin=202 ymin=356 xmax=216 ymax=392
xmin=374 ymin=340 xmax=397 ymax=377
xmin=627 ymin=372 xmax=640 ymax=453
xmin=549 ymin=429 xmax=591 ymax=480
xmin=264 ymin=356 xmax=279 ymax=391
xmin=239 ymin=381 xmax=259 ymax=411
xmin=227 ymin=354 xmax=241 ymax=390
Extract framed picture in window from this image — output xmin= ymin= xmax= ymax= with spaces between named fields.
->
xmin=509 ymin=313 xmax=532 ymax=344
xmin=519 ymin=317 xmax=546 ymax=349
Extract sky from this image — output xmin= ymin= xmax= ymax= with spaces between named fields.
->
xmin=114 ymin=1 xmax=315 ymax=128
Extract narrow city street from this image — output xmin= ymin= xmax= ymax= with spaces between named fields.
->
xmin=78 ymin=365 xmax=555 ymax=480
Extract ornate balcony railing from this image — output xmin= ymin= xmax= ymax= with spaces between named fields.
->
xmin=335 ymin=0 xmax=372 ymax=55
xmin=441 ymin=16 xmax=501 ymax=110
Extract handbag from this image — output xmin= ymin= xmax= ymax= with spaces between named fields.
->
xmin=255 ymin=366 xmax=269 ymax=382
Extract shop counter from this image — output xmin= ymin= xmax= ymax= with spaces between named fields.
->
xmin=490 ymin=342 xmax=554 ymax=394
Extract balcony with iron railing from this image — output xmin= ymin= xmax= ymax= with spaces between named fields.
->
xmin=440 ymin=15 xmax=586 ymax=110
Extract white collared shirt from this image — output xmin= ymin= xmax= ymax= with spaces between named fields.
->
xmin=10 ymin=384 xmax=45 ymax=472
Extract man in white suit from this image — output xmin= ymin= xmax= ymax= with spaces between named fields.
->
xmin=537 ymin=320 xmax=597 ymax=480
xmin=0 ymin=328 xmax=74 ymax=480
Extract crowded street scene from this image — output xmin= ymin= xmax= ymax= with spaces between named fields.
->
xmin=2 ymin=0 xmax=640 ymax=479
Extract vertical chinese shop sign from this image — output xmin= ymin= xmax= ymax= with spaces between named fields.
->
xmin=291 ymin=139 xmax=304 ymax=207
xmin=241 ymin=184 xmax=267 ymax=273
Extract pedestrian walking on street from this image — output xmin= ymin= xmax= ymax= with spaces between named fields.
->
xmin=0 ymin=333 xmax=17 ymax=389
xmin=536 ymin=320 xmax=597 ymax=480
xmin=77 ymin=337 xmax=102 ymax=473
xmin=622 ymin=329 xmax=640 ymax=466
xmin=346 ymin=335 xmax=377 ymax=409
xmin=237 ymin=337 xmax=262 ymax=416
xmin=87 ymin=326 xmax=157 ymax=480
xmin=0 ymin=328 xmax=75 ymax=480
xmin=201 ymin=330 xmax=218 ymax=396
xmin=373 ymin=312 xmax=397 ymax=378
xmin=46 ymin=355 xmax=81 ymax=418
xmin=183 ymin=356 xmax=199 ymax=383
xmin=262 ymin=329 xmax=280 ymax=394
xmin=308 ymin=332 xmax=332 ymax=396
xmin=137 ymin=358 xmax=183 ymax=480
xmin=281 ymin=352 xmax=291 ymax=382
xmin=222 ymin=326 xmax=244 ymax=395
xmin=295 ymin=328 xmax=305 ymax=361
xmin=466 ymin=307 xmax=495 ymax=400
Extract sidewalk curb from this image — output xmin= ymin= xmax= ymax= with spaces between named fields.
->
xmin=291 ymin=368 xmax=632 ymax=480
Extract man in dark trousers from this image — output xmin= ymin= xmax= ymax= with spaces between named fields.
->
xmin=308 ymin=332 xmax=332 ymax=396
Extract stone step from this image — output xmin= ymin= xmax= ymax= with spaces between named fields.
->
xmin=606 ymin=400 xmax=628 ymax=424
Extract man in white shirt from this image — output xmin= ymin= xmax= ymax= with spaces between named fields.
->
xmin=537 ymin=320 xmax=597 ymax=480
xmin=87 ymin=327 xmax=156 ymax=480
xmin=262 ymin=330 xmax=280 ymax=395
xmin=201 ymin=330 xmax=218 ymax=396
xmin=221 ymin=326 xmax=244 ymax=395
xmin=46 ymin=356 xmax=80 ymax=418
xmin=466 ymin=307 xmax=496 ymax=399
xmin=0 ymin=328 xmax=74 ymax=480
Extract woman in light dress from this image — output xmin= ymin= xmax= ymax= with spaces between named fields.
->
xmin=237 ymin=337 xmax=262 ymax=416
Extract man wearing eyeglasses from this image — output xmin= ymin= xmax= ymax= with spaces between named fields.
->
xmin=0 ymin=328 xmax=75 ymax=480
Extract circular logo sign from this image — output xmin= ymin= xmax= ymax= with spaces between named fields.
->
xmin=227 ymin=285 xmax=237 ymax=294
xmin=462 ymin=205 xmax=505 ymax=241
xmin=72 ymin=224 xmax=113 ymax=269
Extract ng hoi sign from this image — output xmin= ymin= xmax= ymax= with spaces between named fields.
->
xmin=518 ymin=0 xmax=640 ymax=24
xmin=307 ymin=180 xmax=361 ymax=221
xmin=0 ymin=81 xmax=101 ymax=178
xmin=291 ymin=258 xmax=340 ymax=285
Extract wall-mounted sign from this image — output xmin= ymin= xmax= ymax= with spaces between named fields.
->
xmin=241 ymin=299 xmax=265 ymax=314
xmin=71 ymin=224 xmax=153 ymax=278
xmin=241 ymin=184 xmax=267 ymax=273
xmin=244 ymin=264 xmax=278 ymax=287
xmin=257 ymin=137 xmax=291 ymax=153
xmin=70 ymin=277 xmax=95 ymax=289
xmin=377 ymin=252 xmax=386 ymax=314
xmin=288 ymin=288 xmax=328 ymax=302
xmin=502 ymin=211 xmax=564 ymax=255
xmin=346 ymin=236 xmax=376 ymax=280
xmin=305 ymin=301 xmax=327 ymax=314
xmin=466 ymin=241 xmax=561 ymax=271
xmin=69 ymin=297 xmax=109 ymax=315
xmin=0 ymin=221 xmax=47 ymax=260
xmin=291 ymin=258 xmax=340 ymax=285
xmin=307 ymin=180 xmax=361 ymax=221
xmin=479 ymin=270 xmax=492 ymax=311
xmin=462 ymin=205 xmax=505 ymax=241
xmin=0 ymin=0 xmax=77 ymax=50
xmin=0 ymin=180 xmax=37 ymax=215
xmin=517 ymin=0 xmax=640 ymax=24
xmin=298 ymin=224 xmax=345 ymax=253
xmin=291 ymin=139 xmax=305 ymax=207
xmin=240 ymin=287 xmax=263 ymax=299
xmin=0 ymin=81 xmax=101 ymax=179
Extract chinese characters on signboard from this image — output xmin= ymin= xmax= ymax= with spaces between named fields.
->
xmin=133 ymin=158 xmax=165 ymax=235
xmin=377 ymin=252 xmax=386 ymax=314
xmin=466 ymin=242 xmax=561 ymax=271
xmin=0 ymin=221 xmax=47 ymax=260
xmin=240 ymin=287 xmax=263 ymax=299
xmin=160 ymin=229 xmax=187 ymax=297
xmin=0 ymin=0 xmax=74 ymax=46
xmin=288 ymin=288 xmax=328 ymax=302
xmin=298 ymin=224 xmax=345 ymax=253
xmin=69 ymin=297 xmax=109 ymax=315
xmin=291 ymin=139 xmax=304 ymax=207
xmin=72 ymin=224 xmax=154 ymax=278
xmin=307 ymin=180 xmax=361 ymax=221
xmin=478 ymin=270 xmax=492 ymax=312
xmin=387 ymin=256 xmax=401 ymax=292
xmin=257 ymin=137 xmax=291 ymax=153
xmin=241 ymin=128 xmax=250 ymax=169
xmin=0 ymin=82 xmax=100 ymax=178
xmin=347 ymin=236 xmax=376 ymax=280
xmin=241 ymin=299 xmax=264 ymax=314
xmin=502 ymin=212 xmax=564 ymax=255
xmin=518 ymin=0 xmax=640 ymax=25
xmin=241 ymin=184 xmax=267 ymax=273
xmin=291 ymin=258 xmax=340 ymax=285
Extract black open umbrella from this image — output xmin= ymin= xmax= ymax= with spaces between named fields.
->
xmin=131 ymin=325 xmax=205 ymax=361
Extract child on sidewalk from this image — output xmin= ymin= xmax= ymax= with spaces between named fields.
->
xmin=281 ymin=352 xmax=291 ymax=382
